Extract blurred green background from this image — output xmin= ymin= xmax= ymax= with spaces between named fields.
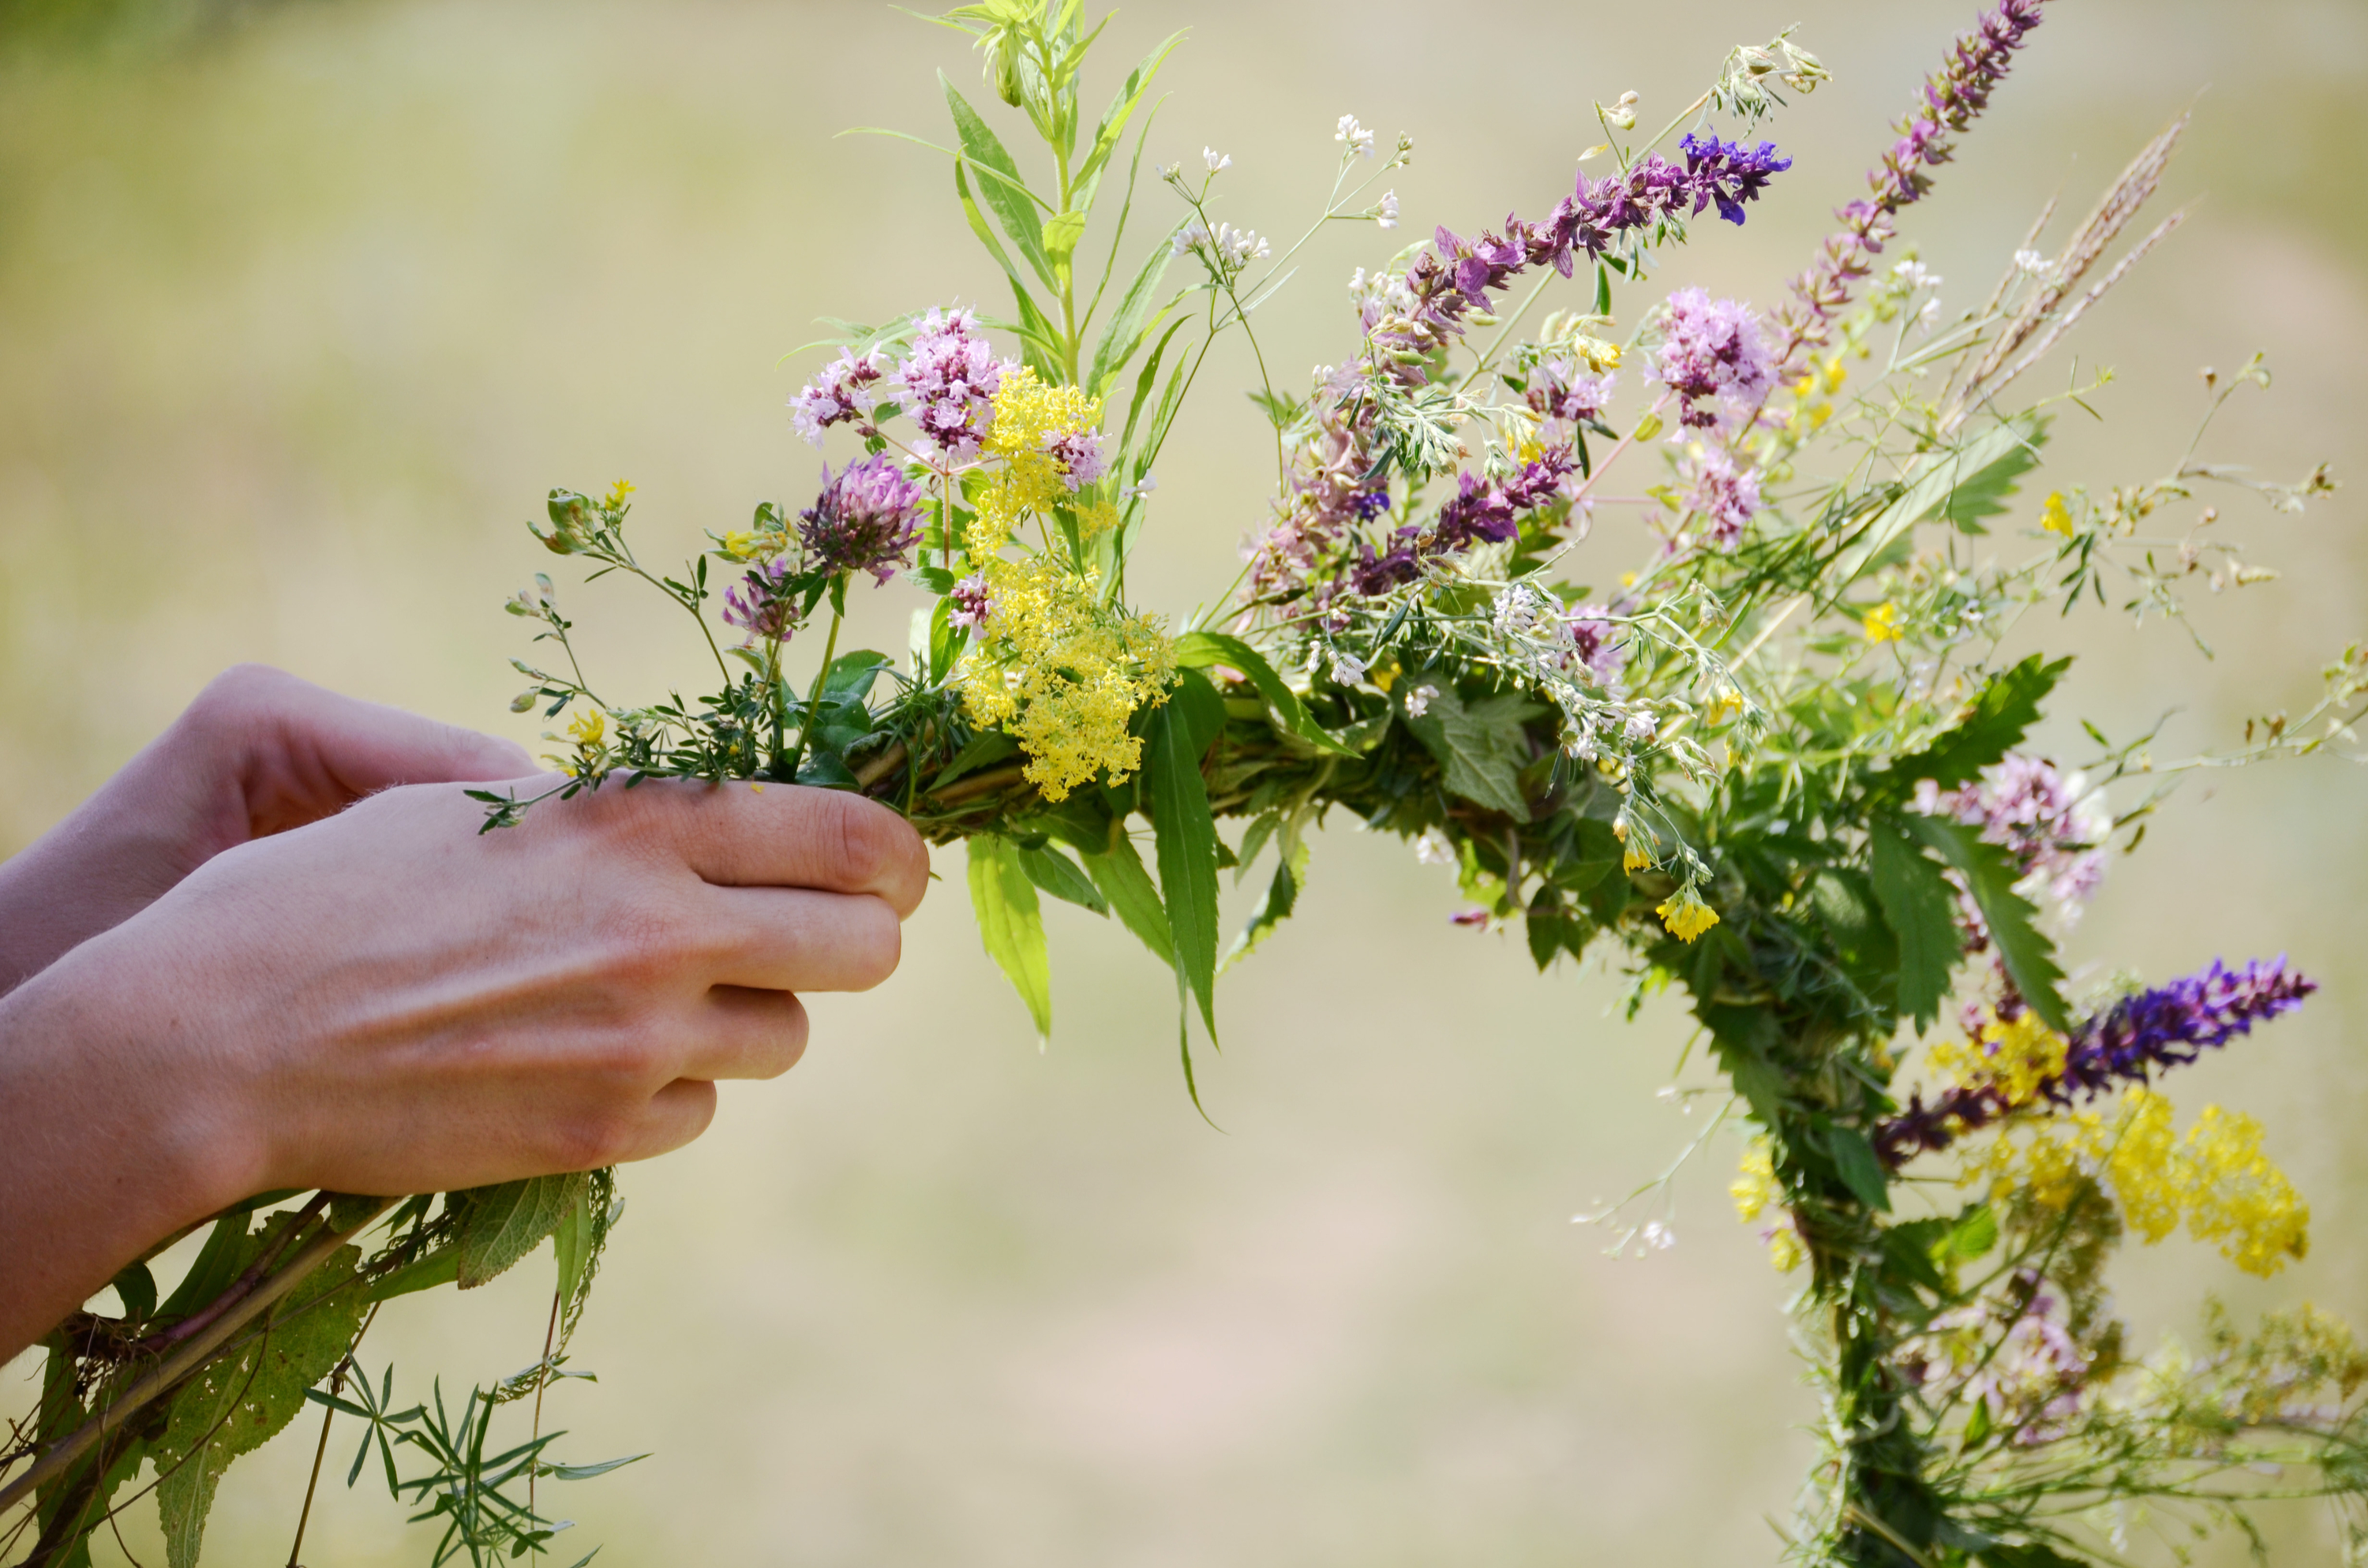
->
xmin=1 ymin=0 xmax=2362 ymax=1562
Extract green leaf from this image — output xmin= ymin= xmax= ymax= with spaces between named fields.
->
xmin=1885 ymin=653 xmax=2071 ymax=796
xmin=1943 ymin=1202 xmax=1999 ymax=1262
xmin=968 ymin=836 xmax=1053 ymax=1041
xmin=362 ymin=1244 xmax=459 ymax=1304
xmin=1697 ymin=1003 xmax=1784 ymax=1125
xmin=1041 ymin=209 xmax=1088 ymax=286
xmin=1833 ymin=412 xmax=2048 ymax=588
xmin=1938 ymin=416 xmax=2048 ymax=531
xmin=1981 ymin=1544 xmax=2089 ymax=1568
xmin=1899 ymin=813 xmax=2070 ymax=1034
xmin=941 ymin=73 xmax=1055 ymax=289
xmin=1143 ymin=682 xmax=1221 ymax=1042
xmin=1119 ymin=315 xmax=1191 ymax=476
xmin=454 ymin=1173 xmax=589 ymax=1289
xmin=1869 ymin=818 xmax=1964 ymax=1033
xmin=1081 ymin=829 xmax=1173 ymax=967
xmin=1826 ymin=1125 xmax=1894 ymax=1212
xmin=111 ymin=1260 xmax=158 ymax=1324
xmin=1403 ymin=684 xmax=1534 ymax=821
xmin=1018 ymin=841 xmax=1109 ymax=915
xmin=1223 ymin=826 xmax=1307 ymax=969
xmin=156 ymin=1214 xmax=253 ymax=1323
xmin=1174 ymin=630 xmax=1351 ymax=754
xmin=950 ymin=156 xmax=1052 ymax=348
xmin=1962 ymin=1395 xmax=1994 ymax=1448
xmin=553 ymin=1183 xmax=594 ymax=1310
xmin=1073 ymin=32 xmax=1184 ymax=200
xmin=1087 ymin=242 xmax=1178 ymax=399
xmin=155 ymin=1227 xmax=369 ymax=1568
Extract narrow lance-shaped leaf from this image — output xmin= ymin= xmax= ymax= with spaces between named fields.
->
xmin=968 ymin=836 xmax=1054 ymax=1042
xmin=1223 ymin=823 xmax=1309 ymax=970
xmin=1144 ymin=672 xmax=1224 ymax=1042
xmin=1072 ymin=31 xmax=1186 ymax=203
xmin=1175 ymin=630 xmax=1351 ymax=754
xmin=941 ymin=73 xmax=1055 ymax=290
xmin=1018 ymin=841 xmax=1109 ymax=915
xmin=1081 ymin=829 xmax=1172 ymax=966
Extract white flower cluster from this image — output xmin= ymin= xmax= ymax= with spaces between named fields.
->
xmin=1335 ymin=113 xmax=1375 ymax=159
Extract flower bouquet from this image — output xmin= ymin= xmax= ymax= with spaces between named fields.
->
xmin=10 ymin=2 xmax=2366 ymax=1565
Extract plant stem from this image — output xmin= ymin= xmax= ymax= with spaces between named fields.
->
xmin=785 ymin=605 xmax=844 ymax=780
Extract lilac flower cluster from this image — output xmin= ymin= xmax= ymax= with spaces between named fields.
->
xmin=798 ymin=454 xmax=925 ymax=584
xmin=890 ymin=308 xmax=1006 ymax=462
xmin=724 ymin=559 xmax=796 ymax=644
xmin=1650 ymin=288 xmax=1776 ymax=429
xmin=1772 ymin=0 xmax=2047 ymax=375
xmin=948 ymin=571 xmax=994 ymax=630
xmin=1043 ymin=429 xmax=1107 ymax=490
xmin=789 ymin=348 xmax=885 ymax=447
xmin=1349 ymin=447 xmax=1578 ymax=594
xmin=1525 ymin=359 xmax=1617 ymax=425
xmin=1915 ymin=754 xmax=2109 ymax=915
xmin=1680 ymin=448 xmax=1763 ymax=545
xmin=1874 ymin=957 xmax=2318 ymax=1166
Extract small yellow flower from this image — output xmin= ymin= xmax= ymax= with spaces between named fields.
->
xmin=1793 ymin=372 xmax=1818 ymax=397
xmin=1657 ymin=887 xmax=1720 ymax=943
xmin=566 ymin=709 xmax=605 ymax=747
xmin=604 ymin=478 xmax=636 ymax=510
xmin=1863 ymin=602 xmax=1904 ymax=643
xmin=1702 ymin=687 xmax=1742 ymax=726
xmin=1732 ymin=1141 xmax=1779 ymax=1222
xmin=1821 ymin=355 xmax=1847 ymax=393
xmin=2040 ymin=490 xmax=2075 ymax=537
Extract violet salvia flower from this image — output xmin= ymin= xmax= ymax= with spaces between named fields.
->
xmin=1873 ymin=956 xmax=2317 ymax=1166
xmin=789 ymin=348 xmax=886 ymax=447
xmin=948 ymin=571 xmax=994 ymax=630
xmin=1772 ymin=0 xmax=2048 ymax=376
xmin=1351 ymin=447 xmax=1579 ymax=593
xmin=798 ymin=454 xmax=925 ymax=583
xmin=724 ymin=559 xmax=796 ymax=643
xmin=890 ymin=307 xmax=1005 ymax=462
xmin=1680 ymin=447 xmax=1762 ymax=545
xmin=1651 ymin=288 xmax=1775 ymax=428
xmin=1677 ymin=133 xmax=1797 ymax=224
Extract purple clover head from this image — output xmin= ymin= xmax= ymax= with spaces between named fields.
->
xmin=798 ymin=454 xmax=925 ymax=584
xmin=724 ymin=559 xmax=797 ymax=644
xmin=789 ymin=348 xmax=886 ymax=447
xmin=890 ymin=307 xmax=1006 ymax=462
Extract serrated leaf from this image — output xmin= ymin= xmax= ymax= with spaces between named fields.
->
xmin=1886 ymin=653 xmax=2072 ymax=796
xmin=455 ymin=1173 xmax=588 ymax=1290
xmin=1936 ymin=421 xmax=2045 ymax=532
xmin=1834 ymin=413 xmax=2048 ymax=588
xmin=968 ymin=836 xmax=1052 ymax=1042
xmin=1223 ymin=827 xmax=1307 ymax=970
xmin=1869 ymin=818 xmax=1963 ymax=1033
xmin=1403 ymin=685 xmax=1534 ymax=821
xmin=1144 ymin=679 xmax=1221 ymax=1042
xmin=1018 ymin=841 xmax=1109 ymax=915
xmin=1899 ymin=813 xmax=2070 ymax=1034
xmin=1081 ymin=829 xmax=1172 ymax=967
xmin=155 ymin=1226 xmax=368 ymax=1568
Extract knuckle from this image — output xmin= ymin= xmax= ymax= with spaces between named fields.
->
xmin=845 ymin=898 xmax=903 ymax=990
xmin=548 ymin=1105 xmax=643 ymax=1171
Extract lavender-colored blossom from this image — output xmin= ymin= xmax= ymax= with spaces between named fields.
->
xmin=789 ymin=348 xmax=885 ymax=447
xmin=1875 ymin=956 xmax=2318 ymax=1166
xmin=890 ymin=307 xmax=1005 ymax=462
xmin=948 ymin=571 xmax=994 ymax=630
xmin=1350 ymin=446 xmax=1577 ymax=594
xmin=724 ymin=559 xmax=796 ymax=644
xmin=1559 ymin=604 xmax=1626 ymax=684
xmin=1043 ymin=428 xmax=1107 ymax=490
xmin=1651 ymin=288 xmax=1775 ymax=428
xmin=1526 ymin=358 xmax=1617 ymax=425
xmin=798 ymin=454 xmax=925 ymax=583
xmin=1915 ymin=754 xmax=2109 ymax=916
xmin=1677 ymin=133 xmax=1797 ymax=224
xmin=1772 ymin=0 xmax=2047 ymax=377
xmin=1680 ymin=447 xmax=1762 ymax=545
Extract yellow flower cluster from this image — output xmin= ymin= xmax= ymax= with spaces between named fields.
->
xmin=954 ymin=368 xmax=1171 ymax=801
xmin=1930 ymin=1009 xmax=2070 ymax=1113
xmin=1863 ymin=601 xmax=1904 ymax=643
xmin=2040 ymin=489 xmax=2076 ymax=537
xmin=1968 ymin=1088 xmax=2311 ymax=1278
xmin=1731 ymin=1140 xmax=1805 ymax=1272
xmin=1657 ymin=886 xmax=1721 ymax=943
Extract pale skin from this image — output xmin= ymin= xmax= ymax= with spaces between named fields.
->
xmin=0 ymin=664 xmax=928 ymax=1364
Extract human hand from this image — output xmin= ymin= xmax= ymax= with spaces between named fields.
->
xmin=0 ymin=772 xmax=927 ymax=1360
xmin=0 ymin=664 xmax=534 ymax=997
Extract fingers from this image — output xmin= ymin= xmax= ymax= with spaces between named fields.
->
xmin=193 ymin=664 xmax=537 ymax=836
xmin=609 ymin=1079 xmax=718 ymax=1166
xmin=624 ymin=781 xmax=931 ymax=917
xmin=697 ymin=885 xmax=904 ymax=994
xmin=676 ymin=986 xmax=808 ymax=1081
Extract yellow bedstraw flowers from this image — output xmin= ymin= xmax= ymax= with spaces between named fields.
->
xmin=954 ymin=368 xmax=1175 ymax=801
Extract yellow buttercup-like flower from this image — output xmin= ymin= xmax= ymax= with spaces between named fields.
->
xmin=2040 ymin=489 xmax=2075 ymax=537
xmin=1863 ymin=602 xmax=1904 ymax=643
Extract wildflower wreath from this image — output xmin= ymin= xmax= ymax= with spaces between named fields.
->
xmin=9 ymin=2 xmax=2366 ymax=1565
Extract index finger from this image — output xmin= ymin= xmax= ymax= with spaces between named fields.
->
xmin=623 ymin=780 xmax=931 ymax=917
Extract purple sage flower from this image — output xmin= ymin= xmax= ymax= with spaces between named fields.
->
xmin=789 ymin=348 xmax=886 ymax=447
xmin=1874 ymin=956 xmax=2317 ymax=1166
xmin=1678 ymin=133 xmax=1797 ymax=224
xmin=798 ymin=454 xmax=925 ymax=584
xmin=1526 ymin=359 xmax=1617 ymax=425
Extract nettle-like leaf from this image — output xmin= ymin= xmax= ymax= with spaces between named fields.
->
xmin=1868 ymin=818 xmax=1963 ymax=1034
xmin=154 ymin=1226 xmax=368 ymax=1568
xmin=1403 ymin=684 xmax=1537 ymax=821
xmin=1898 ymin=812 xmax=2070 ymax=1035
xmin=1884 ymin=653 xmax=2071 ymax=798
xmin=455 ymin=1172 xmax=589 ymax=1290
xmin=1223 ymin=817 xmax=1309 ymax=970
xmin=1832 ymin=411 xmax=2049 ymax=588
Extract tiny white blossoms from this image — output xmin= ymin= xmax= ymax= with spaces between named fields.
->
xmin=2013 ymin=248 xmax=2054 ymax=277
xmin=1202 ymin=146 xmax=1231 ymax=174
xmin=1413 ymin=826 xmax=1456 ymax=866
xmin=1375 ymin=189 xmax=1399 ymax=230
xmin=1328 ymin=649 xmax=1368 ymax=685
xmin=1336 ymin=114 xmax=1375 ymax=159
xmin=1404 ymin=683 xmax=1437 ymax=718
xmin=1171 ymin=219 xmax=1208 ymax=256
xmin=1212 ymin=223 xmax=1269 ymax=269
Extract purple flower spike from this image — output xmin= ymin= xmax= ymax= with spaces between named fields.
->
xmin=1873 ymin=956 xmax=2317 ymax=1166
xmin=799 ymin=454 xmax=925 ymax=584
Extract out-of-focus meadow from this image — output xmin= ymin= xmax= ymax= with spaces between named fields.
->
xmin=2 ymin=0 xmax=2362 ymax=1562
